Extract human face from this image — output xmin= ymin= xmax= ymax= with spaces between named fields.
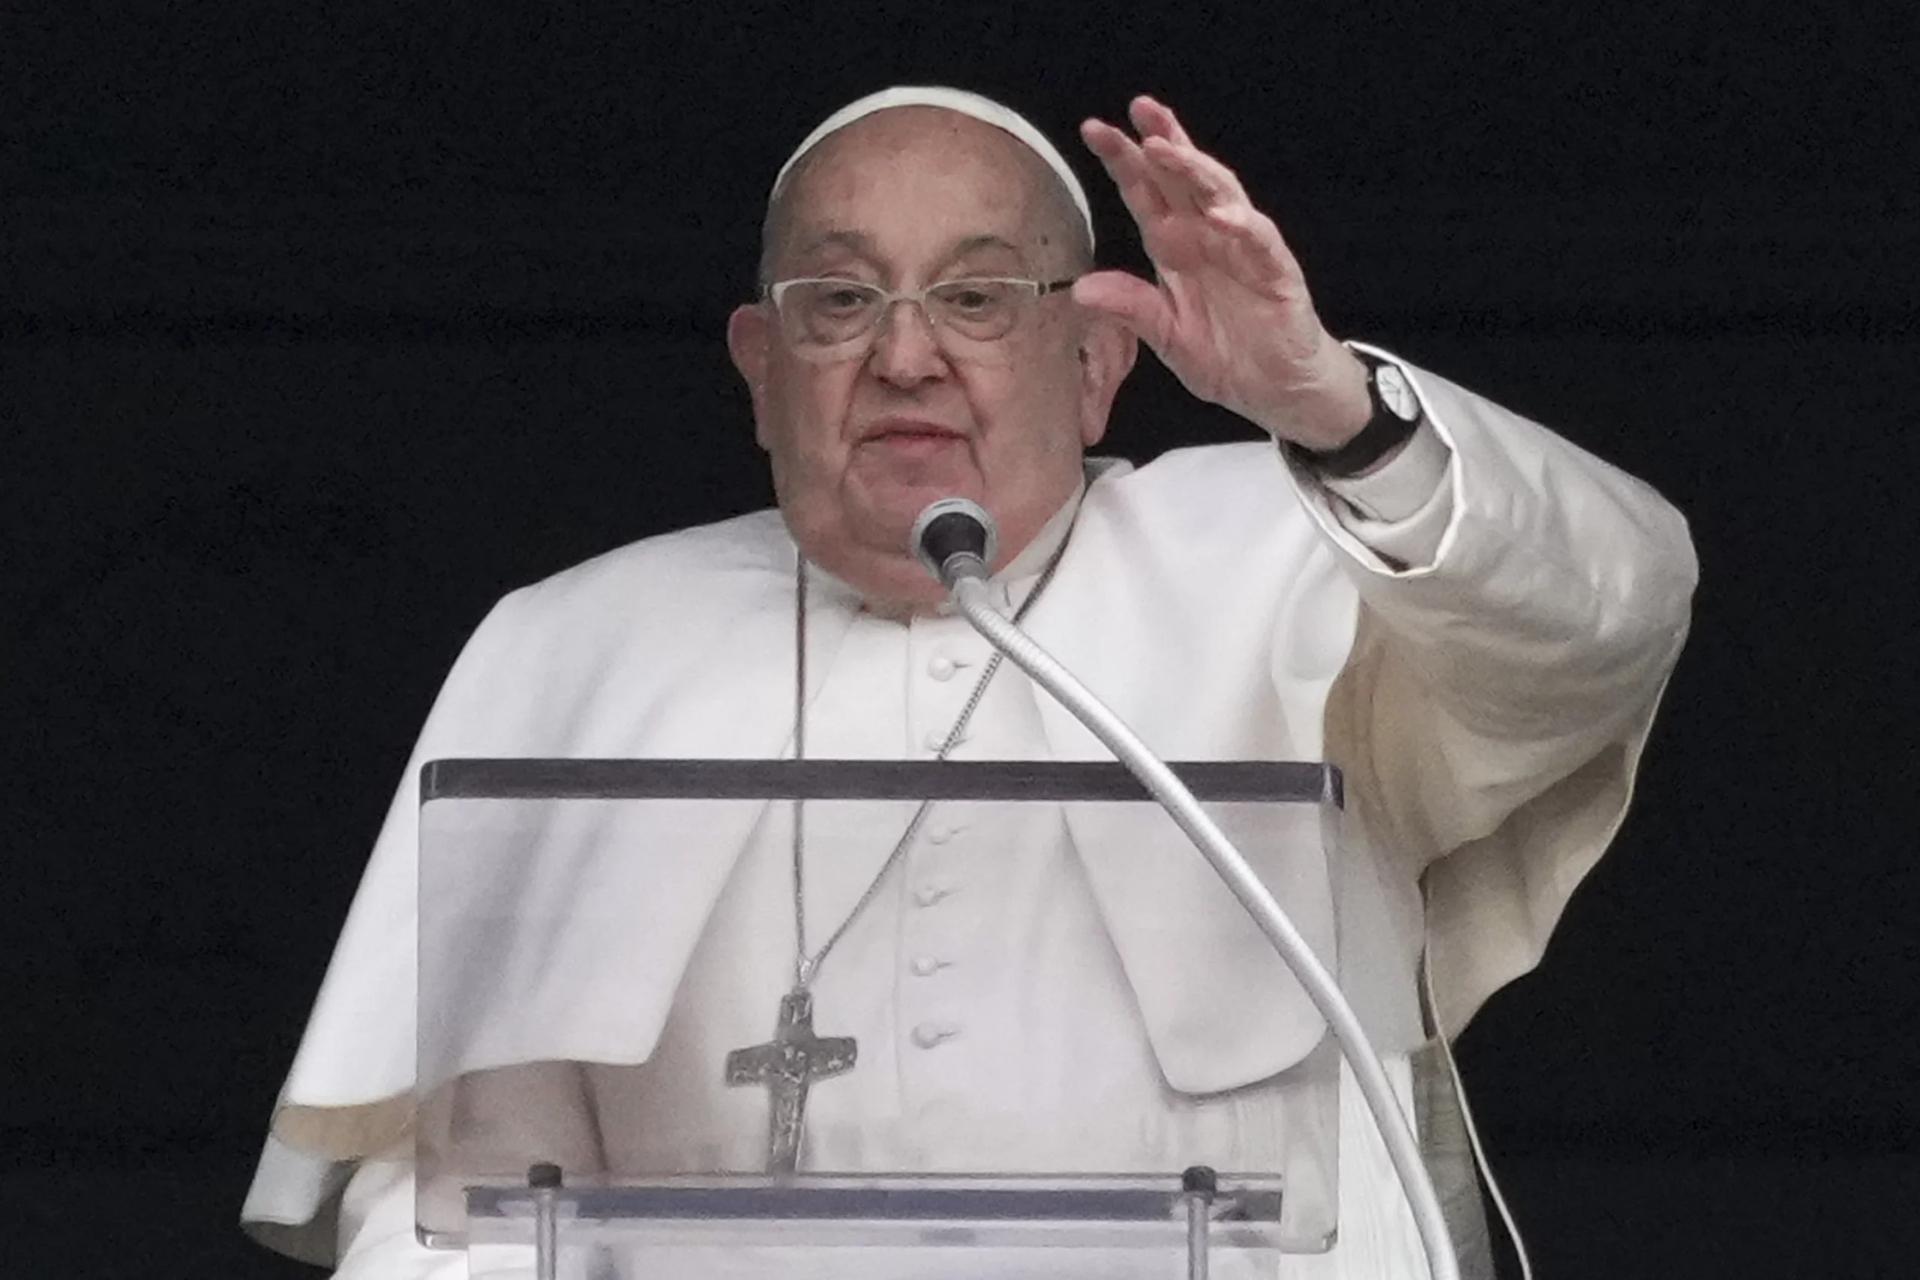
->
xmin=729 ymin=108 xmax=1132 ymax=611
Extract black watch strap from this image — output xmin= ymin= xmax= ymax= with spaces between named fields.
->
xmin=1285 ymin=357 xmax=1421 ymax=479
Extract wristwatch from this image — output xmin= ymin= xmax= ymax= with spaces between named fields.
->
xmin=1287 ymin=355 xmax=1423 ymax=479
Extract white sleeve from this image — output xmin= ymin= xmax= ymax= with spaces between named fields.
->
xmin=1313 ymin=417 xmax=1455 ymax=568
xmin=1282 ymin=346 xmax=1457 ymax=570
xmin=1284 ymin=345 xmax=1697 ymax=1031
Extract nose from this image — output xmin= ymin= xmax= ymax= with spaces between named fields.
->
xmin=867 ymin=299 xmax=949 ymax=386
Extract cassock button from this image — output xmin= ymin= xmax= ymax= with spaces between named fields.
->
xmin=927 ymin=826 xmax=958 ymax=845
xmin=913 ymin=884 xmax=952 ymax=908
xmin=928 ymin=655 xmax=958 ymax=681
xmin=911 ymin=1022 xmax=960 ymax=1049
xmin=909 ymin=954 xmax=947 ymax=976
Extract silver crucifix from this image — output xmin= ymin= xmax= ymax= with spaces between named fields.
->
xmin=724 ymin=988 xmax=857 ymax=1173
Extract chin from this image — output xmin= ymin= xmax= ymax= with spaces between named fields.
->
xmin=850 ymin=450 xmax=981 ymax=510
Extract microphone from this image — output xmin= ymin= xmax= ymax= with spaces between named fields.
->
xmin=910 ymin=498 xmax=998 ymax=588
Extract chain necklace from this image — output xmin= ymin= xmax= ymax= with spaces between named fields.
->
xmin=723 ymin=545 xmax=1062 ymax=1173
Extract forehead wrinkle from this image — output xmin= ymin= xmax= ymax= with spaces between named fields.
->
xmin=945 ymin=234 xmax=1026 ymax=262
xmin=786 ymin=228 xmax=1035 ymax=281
xmin=790 ymin=228 xmax=881 ymax=262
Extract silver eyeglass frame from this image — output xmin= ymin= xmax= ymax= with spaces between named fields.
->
xmin=762 ymin=276 xmax=1078 ymax=359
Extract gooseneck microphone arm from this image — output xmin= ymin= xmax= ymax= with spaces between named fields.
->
xmin=910 ymin=498 xmax=1461 ymax=1280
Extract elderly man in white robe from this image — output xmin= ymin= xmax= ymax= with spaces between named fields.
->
xmin=241 ymin=87 xmax=1696 ymax=1278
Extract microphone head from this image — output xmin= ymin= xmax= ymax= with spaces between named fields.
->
xmin=910 ymin=498 xmax=998 ymax=586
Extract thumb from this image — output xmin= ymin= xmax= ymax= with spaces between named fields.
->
xmin=1072 ymin=271 xmax=1175 ymax=353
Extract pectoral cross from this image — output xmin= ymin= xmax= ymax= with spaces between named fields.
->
xmin=724 ymin=988 xmax=857 ymax=1173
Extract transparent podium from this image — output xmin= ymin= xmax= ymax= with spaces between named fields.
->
xmin=417 ymin=758 xmax=1348 ymax=1279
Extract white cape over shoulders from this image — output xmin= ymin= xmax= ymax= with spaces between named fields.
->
xmin=243 ymin=353 xmax=1695 ymax=1267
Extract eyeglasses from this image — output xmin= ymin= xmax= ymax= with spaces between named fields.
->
xmin=764 ymin=277 xmax=1077 ymax=358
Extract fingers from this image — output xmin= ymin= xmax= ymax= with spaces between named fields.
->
xmin=1141 ymin=135 xmax=1247 ymax=214
xmin=1128 ymin=95 xmax=1193 ymax=149
xmin=1080 ymin=117 xmax=1169 ymax=223
xmin=1202 ymin=199 xmax=1302 ymax=290
xmin=1071 ymin=270 xmax=1176 ymax=353
xmin=1081 ymin=119 xmax=1215 ymax=231
xmin=1087 ymin=97 xmax=1248 ymax=219
xmin=1090 ymin=95 xmax=1297 ymax=297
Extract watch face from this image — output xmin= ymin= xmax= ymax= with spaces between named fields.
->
xmin=1376 ymin=365 xmax=1420 ymax=422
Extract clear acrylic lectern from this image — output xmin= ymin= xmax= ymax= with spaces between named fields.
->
xmin=417 ymin=758 xmax=1346 ymax=1278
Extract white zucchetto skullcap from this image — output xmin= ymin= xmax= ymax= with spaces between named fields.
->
xmin=770 ymin=86 xmax=1094 ymax=252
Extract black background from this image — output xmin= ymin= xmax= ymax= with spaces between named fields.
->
xmin=5 ymin=2 xmax=1916 ymax=1276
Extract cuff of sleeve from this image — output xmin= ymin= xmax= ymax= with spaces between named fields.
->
xmin=1325 ymin=430 xmax=1454 ymax=569
xmin=1323 ymin=417 xmax=1451 ymax=522
xmin=1308 ymin=414 xmax=1453 ymax=569
xmin=1281 ymin=344 xmax=1463 ymax=575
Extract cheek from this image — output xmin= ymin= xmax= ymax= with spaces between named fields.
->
xmin=974 ymin=355 xmax=1085 ymax=460
xmin=764 ymin=366 xmax=856 ymax=464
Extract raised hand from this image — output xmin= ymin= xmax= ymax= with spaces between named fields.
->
xmin=1077 ymin=96 xmax=1371 ymax=452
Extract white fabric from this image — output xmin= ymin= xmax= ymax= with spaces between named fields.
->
xmin=1323 ymin=417 xmax=1453 ymax=524
xmin=332 ymin=531 xmax=1398 ymax=1278
xmin=242 ymin=351 xmax=1696 ymax=1276
xmin=770 ymin=86 xmax=1095 ymax=251
xmin=432 ymin=578 xmax=1346 ymax=1275
xmin=400 ymin=530 xmax=1344 ymax=1110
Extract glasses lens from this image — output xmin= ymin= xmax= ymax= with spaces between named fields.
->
xmin=926 ymin=279 xmax=1026 ymax=341
xmin=782 ymin=281 xmax=884 ymax=347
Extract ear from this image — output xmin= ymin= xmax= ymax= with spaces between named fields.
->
xmin=1075 ymin=315 xmax=1138 ymax=448
xmin=727 ymin=303 xmax=773 ymax=446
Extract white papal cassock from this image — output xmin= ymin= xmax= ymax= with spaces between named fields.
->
xmin=242 ymin=348 xmax=1696 ymax=1277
